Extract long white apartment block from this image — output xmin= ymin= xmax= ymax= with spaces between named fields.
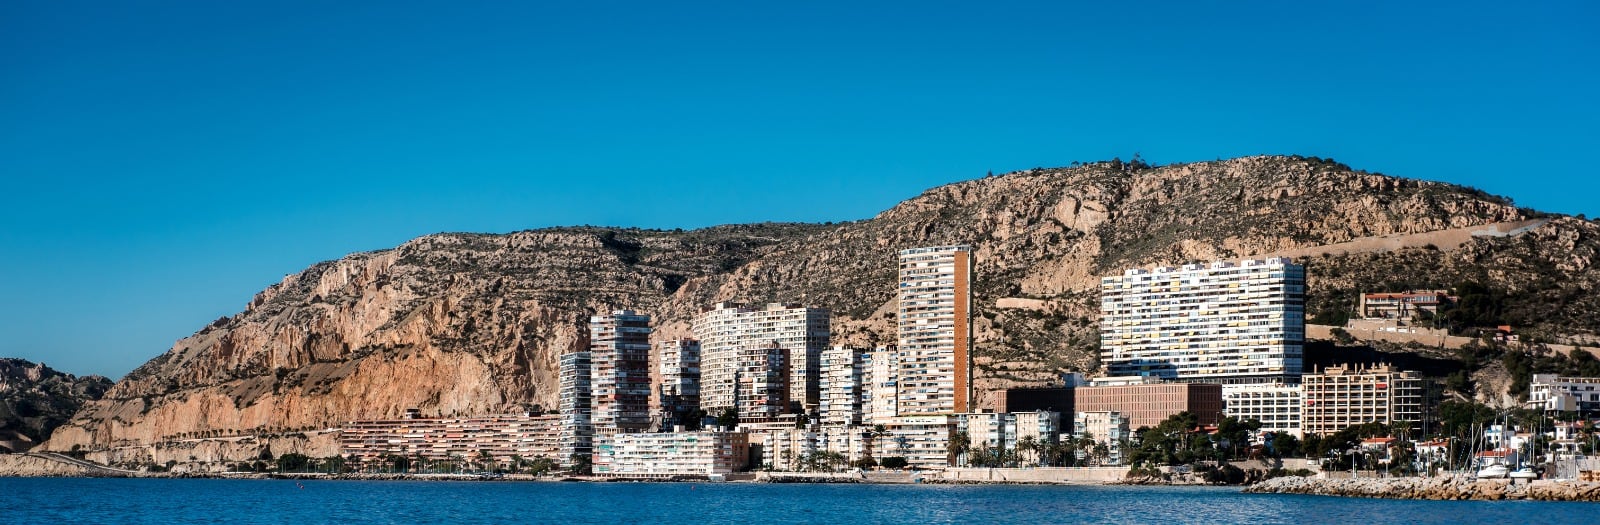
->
xmin=1222 ymin=383 xmax=1303 ymax=438
xmin=692 ymin=302 xmax=829 ymax=418
xmin=880 ymin=415 xmax=956 ymax=469
xmin=897 ymin=246 xmax=974 ymax=415
xmin=1099 ymin=257 xmax=1305 ymax=384
xmin=603 ymin=431 xmax=749 ymax=476
xmin=340 ymin=412 xmax=561 ymax=467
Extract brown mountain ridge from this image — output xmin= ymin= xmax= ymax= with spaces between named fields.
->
xmin=39 ymin=155 xmax=1600 ymax=464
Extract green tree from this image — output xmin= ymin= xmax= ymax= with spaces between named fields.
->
xmin=880 ymin=457 xmax=909 ymax=469
xmin=716 ymin=408 xmax=740 ymax=430
xmin=276 ymin=453 xmax=312 ymax=473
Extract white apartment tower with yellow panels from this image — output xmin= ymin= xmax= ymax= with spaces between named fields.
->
xmin=896 ymin=245 xmax=974 ymax=415
xmin=1099 ymin=257 xmax=1305 ymax=384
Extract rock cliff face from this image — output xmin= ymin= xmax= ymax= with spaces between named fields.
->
xmin=40 ymin=156 xmax=1600 ymax=460
xmin=0 ymin=358 xmax=112 ymax=452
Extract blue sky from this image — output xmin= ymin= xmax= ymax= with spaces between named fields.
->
xmin=3 ymin=2 xmax=1597 ymax=378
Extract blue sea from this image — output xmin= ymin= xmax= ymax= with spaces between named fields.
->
xmin=2 ymin=478 xmax=1593 ymax=524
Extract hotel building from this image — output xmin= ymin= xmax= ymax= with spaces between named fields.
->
xmin=658 ymin=338 xmax=702 ymax=428
xmin=590 ymin=311 xmax=652 ymax=473
xmin=557 ymin=352 xmax=592 ymax=468
xmin=1099 ymin=257 xmax=1305 ymax=384
xmin=1300 ymin=363 xmax=1425 ymax=436
xmin=897 ymin=245 xmax=974 ymax=415
xmin=693 ymin=302 xmax=830 ymax=417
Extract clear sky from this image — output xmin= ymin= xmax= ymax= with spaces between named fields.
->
xmin=3 ymin=2 xmax=1596 ymax=378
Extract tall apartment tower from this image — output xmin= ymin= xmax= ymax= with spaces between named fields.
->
xmin=896 ymin=245 xmax=974 ymax=415
xmin=1099 ymin=257 xmax=1306 ymax=384
xmin=657 ymin=338 xmax=702 ymax=429
xmin=692 ymin=302 xmax=830 ymax=418
xmin=589 ymin=310 xmax=652 ymax=472
xmin=819 ymin=346 xmax=868 ymax=426
xmin=557 ymin=351 xmax=592 ymax=469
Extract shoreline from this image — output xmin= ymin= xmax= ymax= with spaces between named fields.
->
xmin=1245 ymin=475 xmax=1600 ymax=502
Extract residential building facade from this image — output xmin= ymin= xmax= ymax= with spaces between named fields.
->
xmin=1300 ymin=363 xmax=1425 ymax=436
xmin=340 ymin=412 xmax=561 ymax=469
xmin=866 ymin=346 xmax=899 ymax=424
xmin=1531 ymin=373 xmax=1600 ymax=414
xmin=897 ymin=245 xmax=974 ymax=415
xmin=658 ymin=338 xmax=702 ymax=429
xmin=1359 ymin=290 xmax=1455 ymax=320
xmin=1073 ymin=411 xmax=1130 ymax=466
xmin=589 ymin=311 xmax=652 ymax=473
xmin=820 ymin=346 xmax=868 ymax=426
xmin=692 ymin=302 xmax=830 ymax=417
xmin=1074 ymin=379 xmax=1224 ymax=430
xmin=603 ymin=431 xmax=749 ymax=476
xmin=1222 ymin=383 xmax=1303 ymax=438
xmin=557 ymin=351 xmax=592 ymax=469
xmin=1099 ymin=258 xmax=1305 ymax=384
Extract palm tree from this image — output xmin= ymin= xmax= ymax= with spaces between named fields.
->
xmin=476 ymin=450 xmax=496 ymax=473
xmin=947 ymin=431 xmax=971 ymax=467
xmin=866 ymin=424 xmax=892 ymax=463
xmin=1017 ymin=436 xmax=1038 ymax=467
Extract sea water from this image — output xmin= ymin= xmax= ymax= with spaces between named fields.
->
xmin=2 ymin=478 xmax=1593 ymax=524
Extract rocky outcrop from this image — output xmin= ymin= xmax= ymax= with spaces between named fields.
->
xmin=0 ymin=359 xmax=112 ymax=452
xmin=39 ymin=156 xmax=1600 ymax=462
xmin=1245 ymin=475 xmax=1600 ymax=501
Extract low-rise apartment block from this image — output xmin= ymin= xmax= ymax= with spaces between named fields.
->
xmin=1301 ymin=363 xmax=1424 ymax=436
xmin=1359 ymin=290 xmax=1455 ymax=320
xmin=880 ymin=415 xmax=956 ymax=469
xmin=340 ymin=411 xmax=560 ymax=469
xmin=1222 ymin=383 xmax=1303 ymax=438
xmin=1073 ymin=411 xmax=1130 ymax=466
xmin=603 ymin=431 xmax=749 ymax=476
xmin=1075 ymin=378 xmax=1223 ymax=429
xmin=1531 ymin=373 xmax=1600 ymax=414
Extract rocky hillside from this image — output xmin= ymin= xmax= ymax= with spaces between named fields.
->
xmin=0 ymin=359 xmax=112 ymax=452
xmin=42 ymin=155 xmax=1600 ymax=459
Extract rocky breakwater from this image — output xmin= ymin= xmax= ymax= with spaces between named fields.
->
xmin=1245 ymin=475 xmax=1600 ymax=502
